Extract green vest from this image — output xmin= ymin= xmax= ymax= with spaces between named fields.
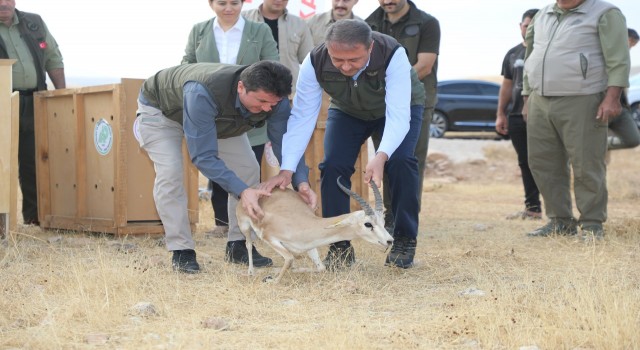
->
xmin=0 ymin=10 xmax=48 ymax=90
xmin=310 ymin=32 xmax=425 ymax=120
xmin=141 ymin=63 xmax=271 ymax=139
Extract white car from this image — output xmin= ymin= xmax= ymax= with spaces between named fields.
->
xmin=627 ymin=73 xmax=640 ymax=128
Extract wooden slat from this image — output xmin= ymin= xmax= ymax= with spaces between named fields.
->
xmin=84 ymin=90 xmax=116 ymax=220
xmin=113 ymin=84 xmax=127 ymax=227
xmin=9 ymin=92 xmax=19 ymax=232
xmin=0 ymin=70 xmax=12 ymax=214
xmin=0 ymin=60 xmax=18 ymax=235
xmin=75 ymin=93 xmax=87 ymax=219
xmin=34 ymin=91 xmax=52 ymax=226
xmin=121 ymin=78 xmax=160 ymax=221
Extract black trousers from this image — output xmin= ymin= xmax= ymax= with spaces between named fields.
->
xmin=17 ymin=94 xmax=39 ymax=224
xmin=208 ymin=143 xmax=265 ymax=226
xmin=509 ymin=114 xmax=541 ymax=212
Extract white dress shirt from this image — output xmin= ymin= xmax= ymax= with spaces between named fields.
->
xmin=213 ymin=16 xmax=245 ymax=64
xmin=280 ymin=48 xmax=413 ymax=172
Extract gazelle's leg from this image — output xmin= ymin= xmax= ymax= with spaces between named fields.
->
xmin=274 ymin=257 xmax=294 ymax=284
xmin=245 ymin=235 xmax=254 ymax=276
xmin=291 ymin=248 xmax=326 ymax=273
xmin=263 ymin=239 xmax=294 ymax=283
xmin=236 ymin=213 xmax=255 ymax=276
xmin=306 ymin=248 xmax=326 ymax=272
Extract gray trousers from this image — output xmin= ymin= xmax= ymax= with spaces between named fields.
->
xmin=136 ymin=102 xmax=259 ymax=251
xmin=527 ymin=92 xmax=608 ymax=226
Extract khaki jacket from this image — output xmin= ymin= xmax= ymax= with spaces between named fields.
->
xmin=243 ymin=6 xmax=314 ymax=96
xmin=305 ymin=11 xmax=362 ymax=46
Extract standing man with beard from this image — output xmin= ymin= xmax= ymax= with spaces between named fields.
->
xmin=0 ymin=0 xmax=65 ymax=226
xmin=306 ymin=0 xmax=360 ymax=46
xmin=496 ymin=9 xmax=542 ymax=221
xmin=366 ymin=0 xmax=440 ymax=233
xmin=243 ymin=0 xmax=314 ymax=98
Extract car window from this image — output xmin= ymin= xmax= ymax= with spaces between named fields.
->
xmin=478 ymin=84 xmax=500 ymax=96
xmin=439 ymin=83 xmax=480 ymax=95
xmin=629 ymin=74 xmax=640 ymax=87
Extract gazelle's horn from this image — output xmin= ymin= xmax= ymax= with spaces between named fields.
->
xmin=369 ymin=179 xmax=383 ymax=213
xmin=336 ymin=176 xmax=374 ymax=216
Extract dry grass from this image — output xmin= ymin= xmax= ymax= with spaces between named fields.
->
xmin=1 ymin=143 xmax=639 ymax=349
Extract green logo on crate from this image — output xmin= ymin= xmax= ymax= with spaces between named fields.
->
xmin=94 ymin=119 xmax=113 ymax=156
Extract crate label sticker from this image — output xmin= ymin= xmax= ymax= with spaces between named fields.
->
xmin=133 ymin=117 xmax=142 ymax=143
xmin=94 ymin=119 xmax=113 ymax=156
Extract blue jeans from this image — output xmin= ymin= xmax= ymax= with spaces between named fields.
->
xmin=319 ymin=105 xmax=424 ymax=239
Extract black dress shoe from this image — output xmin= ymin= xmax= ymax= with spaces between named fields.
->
xmin=225 ymin=240 xmax=273 ymax=267
xmin=24 ymin=218 xmax=40 ymax=226
xmin=385 ymin=236 xmax=416 ymax=269
xmin=323 ymin=240 xmax=355 ymax=271
xmin=172 ymin=249 xmax=200 ymax=274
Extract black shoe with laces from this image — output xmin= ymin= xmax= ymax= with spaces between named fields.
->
xmin=323 ymin=240 xmax=355 ymax=270
xmin=225 ymin=240 xmax=273 ymax=267
xmin=172 ymin=249 xmax=200 ymax=274
xmin=385 ymin=236 xmax=416 ymax=269
xmin=527 ymin=218 xmax=578 ymax=237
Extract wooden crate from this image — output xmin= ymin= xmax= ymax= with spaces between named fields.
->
xmin=34 ymin=79 xmax=198 ymax=235
xmin=0 ymin=59 xmax=19 ymax=236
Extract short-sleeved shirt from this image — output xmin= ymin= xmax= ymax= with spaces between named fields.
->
xmin=501 ymin=43 xmax=526 ymax=115
xmin=366 ymin=1 xmax=440 ymax=107
xmin=0 ymin=11 xmax=64 ymax=89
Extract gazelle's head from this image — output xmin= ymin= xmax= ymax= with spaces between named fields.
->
xmin=335 ymin=177 xmax=394 ymax=250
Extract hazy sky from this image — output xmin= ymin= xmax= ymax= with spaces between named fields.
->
xmin=16 ymin=0 xmax=640 ymax=85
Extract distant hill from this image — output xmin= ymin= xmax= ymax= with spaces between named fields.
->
xmin=467 ymin=75 xmax=502 ymax=83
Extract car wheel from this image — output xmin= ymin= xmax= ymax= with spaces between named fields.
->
xmin=430 ymin=111 xmax=448 ymax=138
xmin=631 ymin=103 xmax=640 ymax=129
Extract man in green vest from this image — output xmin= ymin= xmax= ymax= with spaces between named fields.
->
xmin=262 ymin=20 xmax=426 ymax=269
xmin=0 ymin=0 xmax=65 ymax=226
xmin=136 ymin=60 xmax=315 ymax=273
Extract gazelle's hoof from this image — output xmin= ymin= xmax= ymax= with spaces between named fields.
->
xmin=262 ymin=275 xmax=275 ymax=283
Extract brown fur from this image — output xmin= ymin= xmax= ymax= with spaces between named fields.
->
xmin=236 ymin=188 xmax=393 ymax=283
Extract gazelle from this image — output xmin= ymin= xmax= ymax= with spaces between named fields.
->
xmin=236 ymin=177 xmax=394 ymax=283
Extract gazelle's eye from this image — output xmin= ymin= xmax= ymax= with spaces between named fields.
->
xmin=364 ymin=222 xmax=373 ymax=229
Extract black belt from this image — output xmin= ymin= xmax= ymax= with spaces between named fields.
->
xmin=13 ymin=89 xmax=38 ymax=96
